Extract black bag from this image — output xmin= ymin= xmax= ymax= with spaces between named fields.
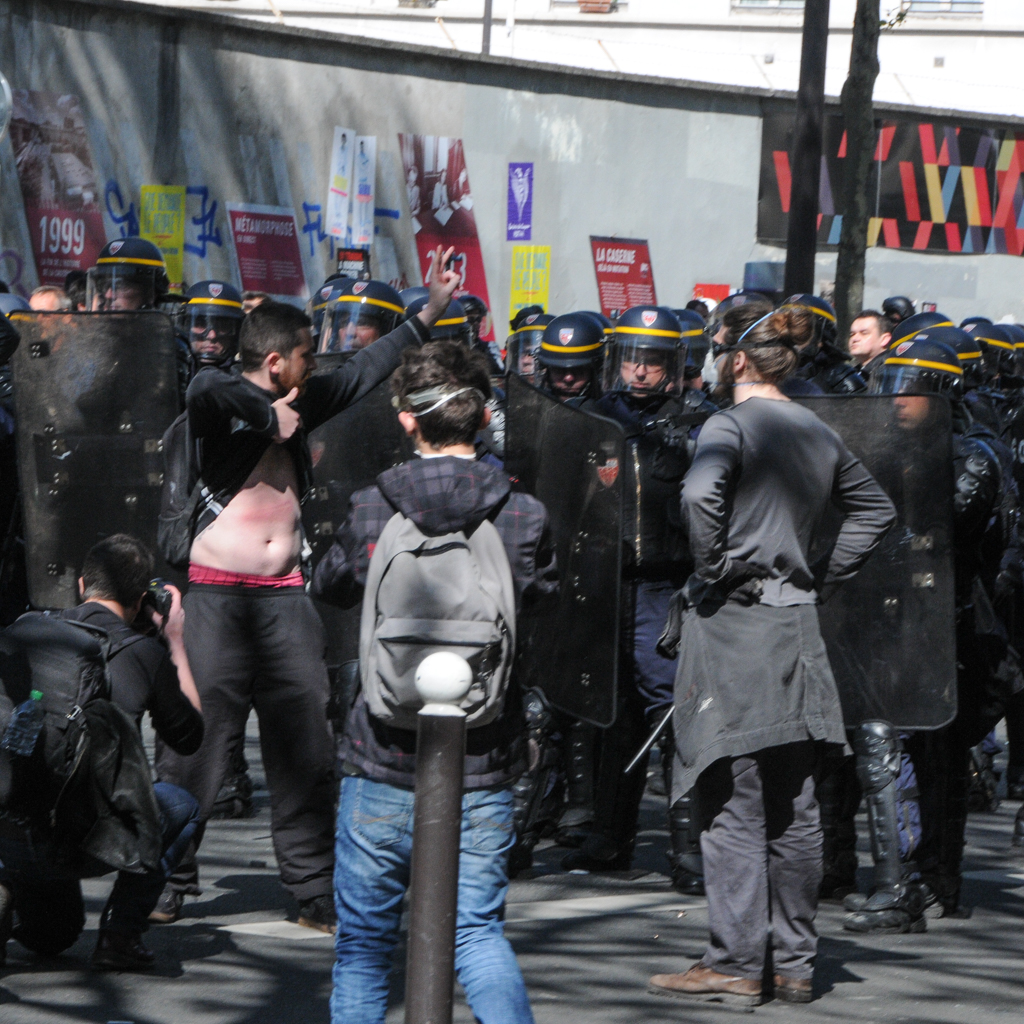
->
xmin=157 ymin=411 xmax=205 ymax=570
xmin=0 ymin=613 xmax=144 ymax=824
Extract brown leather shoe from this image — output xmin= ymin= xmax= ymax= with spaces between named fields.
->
xmin=773 ymin=973 xmax=813 ymax=1003
xmin=649 ymin=963 xmax=762 ymax=1006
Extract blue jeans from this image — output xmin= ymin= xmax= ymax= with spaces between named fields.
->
xmin=0 ymin=781 xmax=200 ymax=949
xmin=331 ymin=776 xmax=534 ymax=1024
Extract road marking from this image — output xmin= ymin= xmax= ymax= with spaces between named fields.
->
xmin=220 ymin=920 xmax=334 ymax=940
xmin=506 ymin=892 xmax=702 ymax=921
xmin=962 ymin=869 xmax=1024 ymax=885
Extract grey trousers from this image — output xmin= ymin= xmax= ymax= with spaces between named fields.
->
xmin=696 ymin=741 xmax=822 ymax=981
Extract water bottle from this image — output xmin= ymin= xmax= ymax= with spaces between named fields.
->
xmin=1 ymin=690 xmax=45 ymax=757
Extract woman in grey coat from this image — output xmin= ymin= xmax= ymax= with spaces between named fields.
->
xmin=648 ymin=308 xmax=896 ymax=1007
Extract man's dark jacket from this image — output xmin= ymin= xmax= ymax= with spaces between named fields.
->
xmin=312 ymin=456 xmax=558 ymax=789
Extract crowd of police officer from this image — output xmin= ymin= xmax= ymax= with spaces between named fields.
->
xmin=2 ymin=237 xmax=1024 ymax=957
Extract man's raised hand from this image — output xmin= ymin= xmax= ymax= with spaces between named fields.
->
xmin=272 ymin=387 xmax=302 ymax=443
xmin=417 ymin=246 xmax=461 ymax=329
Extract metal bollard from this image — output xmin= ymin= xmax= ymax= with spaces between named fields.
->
xmin=404 ymin=652 xmax=473 ymax=1024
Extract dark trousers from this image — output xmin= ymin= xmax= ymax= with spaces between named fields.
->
xmin=0 ymin=782 xmax=199 ymax=953
xmin=155 ymin=584 xmax=336 ymax=902
xmin=696 ymin=742 xmax=821 ymax=982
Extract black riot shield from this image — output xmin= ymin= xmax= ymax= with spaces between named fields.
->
xmin=505 ymin=374 xmax=624 ymax=728
xmin=796 ymin=394 xmax=957 ymax=731
xmin=10 ymin=311 xmax=181 ymax=609
xmin=303 ymin=353 xmax=415 ymax=665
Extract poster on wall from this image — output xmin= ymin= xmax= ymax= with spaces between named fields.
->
xmin=326 ymin=126 xmax=356 ymax=240
xmin=398 ymin=133 xmax=494 ymax=340
xmin=351 ymin=136 xmax=377 ymax=248
xmin=10 ymin=90 xmax=107 ymax=286
xmin=507 ymin=163 xmax=533 ymax=241
xmin=760 ymin=111 xmax=1024 ymax=255
xmin=509 ymin=244 xmax=550 ymax=317
xmin=226 ymin=203 xmax=307 ymax=299
xmin=140 ymin=185 xmax=186 ymax=290
xmin=589 ymin=236 xmax=656 ymax=319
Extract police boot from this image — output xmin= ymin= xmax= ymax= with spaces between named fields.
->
xmin=817 ymin=751 xmax=860 ymax=900
xmin=967 ymin=743 xmax=1000 ymax=813
xmin=1007 ymin=765 xmax=1024 ymax=802
xmin=844 ymin=722 xmax=926 ymax=934
xmin=210 ymin=745 xmax=254 ymax=820
xmin=1012 ymin=803 xmax=1024 ymax=850
xmin=922 ymin=745 xmax=970 ymax=918
xmin=554 ymin=720 xmax=597 ymax=848
xmin=667 ymin=792 xmax=704 ymax=895
xmin=509 ymin=688 xmax=560 ymax=876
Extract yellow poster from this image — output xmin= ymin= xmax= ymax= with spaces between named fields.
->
xmin=140 ymin=185 xmax=187 ymax=289
xmin=509 ymin=245 xmax=550 ymax=317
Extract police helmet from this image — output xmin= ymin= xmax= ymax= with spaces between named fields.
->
xmin=311 ymin=278 xmax=350 ymax=344
xmin=177 ymin=280 xmax=244 ymax=367
xmin=889 ymin=310 xmax=954 ymax=347
xmin=915 ymin=325 xmax=985 ymax=390
xmin=320 ymin=279 xmax=405 ymax=353
xmin=400 ymin=286 xmax=429 ymax=309
xmin=459 ymin=294 xmax=490 ymax=343
xmin=510 ymin=304 xmax=545 ymax=332
xmin=882 ymin=296 xmax=915 ymax=324
xmin=537 ymin=312 xmax=605 ymax=401
xmin=970 ymin=322 xmax=1017 ymax=378
xmin=579 ymin=311 xmax=614 ymax=337
xmin=603 ymin=306 xmax=685 ymax=397
xmin=672 ymin=308 xmax=709 ymax=379
xmin=1002 ymin=323 xmax=1024 ymax=380
xmin=0 ymin=293 xmax=31 ymax=317
xmin=779 ymin=293 xmax=837 ymax=347
xmin=960 ymin=315 xmax=992 ymax=335
xmin=506 ymin=312 xmax=554 ymax=384
xmin=404 ymin=294 xmax=472 ymax=345
xmin=86 ymin=237 xmax=169 ymax=311
xmin=870 ymin=335 xmax=963 ymax=400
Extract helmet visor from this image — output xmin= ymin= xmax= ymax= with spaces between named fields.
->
xmin=86 ymin=265 xmax=155 ymax=311
xmin=602 ymin=338 xmax=685 ymax=396
xmin=869 ymin=363 xmax=961 ymax=399
xmin=506 ymin=334 xmax=541 ymax=383
xmin=179 ymin=312 xmax=241 ymax=364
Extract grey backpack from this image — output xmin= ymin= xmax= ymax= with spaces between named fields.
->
xmin=359 ymin=511 xmax=516 ymax=730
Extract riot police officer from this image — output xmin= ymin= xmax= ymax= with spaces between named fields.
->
xmin=403 ymin=293 xmax=472 ymax=346
xmin=177 ymin=281 xmax=244 ymax=371
xmin=889 ymin=310 xmax=955 ymax=348
xmin=781 ymin=294 xmax=867 ymax=394
xmin=458 ymin=293 xmax=503 ymax=375
xmin=535 ymin=312 xmax=605 ymax=409
xmin=848 ymin=336 xmax=1018 ymax=927
xmin=505 ymin=313 xmax=554 ymax=386
xmin=87 ymin=238 xmax=170 ymax=312
xmin=562 ymin=306 xmax=714 ymax=892
xmin=882 ymin=296 xmax=915 ymax=327
xmin=320 ymin=279 xmax=405 ymax=353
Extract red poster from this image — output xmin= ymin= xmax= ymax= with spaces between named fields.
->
xmin=11 ymin=90 xmax=107 ymax=285
xmin=589 ymin=236 xmax=656 ymax=319
xmin=227 ymin=203 xmax=307 ymax=298
xmin=398 ymin=134 xmax=493 ymax=340
xmin=693 ymin=283 xmax=731 ymax=304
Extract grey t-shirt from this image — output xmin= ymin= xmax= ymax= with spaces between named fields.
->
xmin=681 ymin=397 xmax=896 ymax=606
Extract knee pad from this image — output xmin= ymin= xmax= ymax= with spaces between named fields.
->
xmin=853 ymin=720 xmax=901 ymax=796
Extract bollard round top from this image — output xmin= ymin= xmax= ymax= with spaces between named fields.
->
xmin=415 ymin=652 xmax=473 ymax=706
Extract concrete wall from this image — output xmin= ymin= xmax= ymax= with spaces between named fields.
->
xmin=1 ymin=0 xmax=1023 ymax=330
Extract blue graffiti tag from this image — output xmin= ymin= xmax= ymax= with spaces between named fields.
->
xmin=301 ymin=202 xmax=335 ymax=260
xmin=0 ymin=250 xmax=29 ymax=299
xmin=185 ymin=186 xmax=223 ymax=259
xmin=104 ymin=180 xmax=139 ymax=237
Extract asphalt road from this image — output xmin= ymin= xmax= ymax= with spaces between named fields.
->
xmin=2 ymin=717 xmax=1023 ymax=1024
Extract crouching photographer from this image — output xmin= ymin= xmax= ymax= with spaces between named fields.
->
xmin=0 ymin=535 xmax=203 ymax=970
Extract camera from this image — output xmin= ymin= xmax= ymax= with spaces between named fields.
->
xmin=143 ymin=578 xmax=174 ymax=621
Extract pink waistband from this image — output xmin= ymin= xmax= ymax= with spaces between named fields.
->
xmin=188 ymin=564 xmax=305 ymax=588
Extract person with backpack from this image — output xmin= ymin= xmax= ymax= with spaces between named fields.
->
xmin=152 ymin=248 xmax=461 ymax=932
xmin=311 ymin=341 xmax=557 ymax=1024
xmin=0 ymin=535 xmax=203 ymax=970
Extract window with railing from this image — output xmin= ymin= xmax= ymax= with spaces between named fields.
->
xmin=731 ymin=0 xmax=805 ymax=8
xmin=901 ymin=0 xmax=983 ymax=14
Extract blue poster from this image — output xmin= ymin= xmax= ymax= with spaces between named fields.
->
xmin=506 ymin=162 xmax=533 ymax=241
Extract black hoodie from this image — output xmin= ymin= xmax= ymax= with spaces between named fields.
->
xmin=312 ymin=455 xmax=557 ymax=788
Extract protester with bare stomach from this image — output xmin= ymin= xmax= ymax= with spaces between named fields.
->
xmin=153 ymin=247 xmax=460 ymax=932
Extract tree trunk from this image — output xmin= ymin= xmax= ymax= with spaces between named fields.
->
xmin=834 ymin=0 xmax=881 ymax=347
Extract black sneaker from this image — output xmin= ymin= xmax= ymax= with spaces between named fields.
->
xmin=298 ymin=895 xmax=337 ymax=934
xmin=149 ymin=887 xmax=184 ymax=925
xmin=92 ymin=930 xmax=156 ymax=971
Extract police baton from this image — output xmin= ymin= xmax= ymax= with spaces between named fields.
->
xmin=624 ymin=704 xmax=675 ymax=776
xmin=405 ymin=652 xmax=472 ymax=1024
